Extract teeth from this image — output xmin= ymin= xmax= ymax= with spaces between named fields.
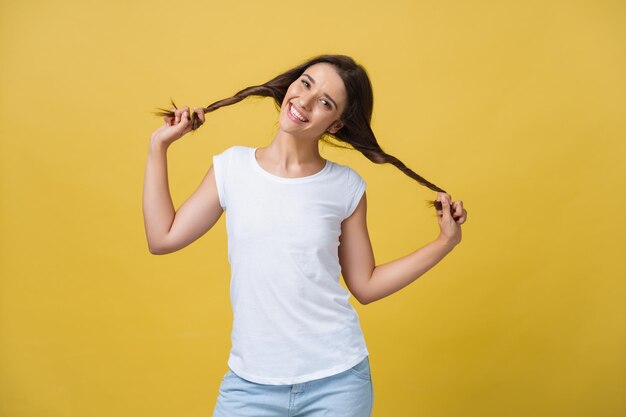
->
xmin=290 ymin=104 xmax=307 ymax=122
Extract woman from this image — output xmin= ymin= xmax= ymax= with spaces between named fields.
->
xmin=143 ymin=54 xmax=467 ymax=417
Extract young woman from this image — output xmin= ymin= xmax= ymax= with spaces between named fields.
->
xmin=143 ymin=54 xmax=467 ymax=417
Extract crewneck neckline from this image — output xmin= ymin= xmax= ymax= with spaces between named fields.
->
xmin=251 ymin=147 xmax=331 ymax=183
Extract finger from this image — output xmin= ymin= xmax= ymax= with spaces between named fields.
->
xmin=175 ymin=107 xmax=189 ymax=123
xmin=174 ymin=106 xmax=189 ymax=124
xmin=193 ymin=107 xmax=205 ymax=123
xmin=452 ymin=201 xmax=463 ymax=218
xmin=179 ymin=110 xmax=189 ymax=126
xmin=174 ymin=110 xmax=187 ymax=130
xmin=456 ymin=209 xmax=467 ymax=225
xmin=163 ymin=107 xmax=175 ymax=123
xmin=441 ymin=195 xmax=452 ymax=220
xmin=436 ymin=193 xmax=444 ymax=216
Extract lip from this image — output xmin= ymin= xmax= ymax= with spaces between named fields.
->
xmin=287 ymin=102 xmax=309 ymax=123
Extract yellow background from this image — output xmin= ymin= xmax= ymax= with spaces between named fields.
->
xmin=1 ymin=0 xmax=624 ymax=416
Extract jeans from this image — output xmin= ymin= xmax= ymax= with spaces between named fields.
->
xmin=212 ymin=356 xmax=374 ymax=417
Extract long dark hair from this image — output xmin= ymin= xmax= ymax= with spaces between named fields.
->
xmin=153 ymin=54 xmax=447 ymax=211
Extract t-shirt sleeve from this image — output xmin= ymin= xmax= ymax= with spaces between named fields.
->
xmin=345 ymin=167 xmax=366 ymax=219
xmin=212 ymin=147 xmax=231 ymax=210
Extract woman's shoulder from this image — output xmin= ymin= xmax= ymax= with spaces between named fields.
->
xmin=219 ymin=145 xmax=250 ymax=154
xmin=213 ymin=145 xmax=252 ymax=161
xmin=328 ymin=159 xmax=364 ymax=179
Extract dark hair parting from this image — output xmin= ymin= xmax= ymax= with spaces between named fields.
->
xmin=152 ymin=54 xmax=448 ymax=211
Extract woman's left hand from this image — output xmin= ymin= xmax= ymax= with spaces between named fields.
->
xmin=435 ymin=192 xmax=467 ymax=247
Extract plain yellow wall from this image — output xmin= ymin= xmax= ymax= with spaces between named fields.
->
xmin=1 ymin=0 xmax=624 ymax=416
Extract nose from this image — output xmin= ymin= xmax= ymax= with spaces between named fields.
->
xmin=298 ymin=92 xmax=314 ymax=111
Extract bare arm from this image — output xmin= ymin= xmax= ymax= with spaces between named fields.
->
xmin=142 ymin=139 xmax=176 ymax=253
xmin=339 ymin=192 xmax=467 ymax=304
xmin=364 ymin=238 xmax=455 ymax=304
xmin=142 ymin=138 xmax=224 ymax=254
xmin=142 ymin=106 xmax=223 ymax=254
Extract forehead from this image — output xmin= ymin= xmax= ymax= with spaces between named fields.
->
xmin=302 ymin=63 xmax=347 ymax=104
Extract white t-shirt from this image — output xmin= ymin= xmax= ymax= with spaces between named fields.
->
xmin=212 ymin=145 xmax=369 ymax=385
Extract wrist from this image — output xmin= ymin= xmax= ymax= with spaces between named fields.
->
xmin=149 ymin=136 xmax=170 ymax=153
xmin=434 ymin=235 xmax=458 ymax=251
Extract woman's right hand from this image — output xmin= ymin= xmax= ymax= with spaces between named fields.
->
xmin=150 ymin=106 xmax=205 ymax=147
xmin=435 ymin=192 xmax=466 ymax=248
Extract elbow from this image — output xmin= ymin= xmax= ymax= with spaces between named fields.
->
xmin=147 ymin=242 xmax=169 ymax=255
xmin=360 ymin=297 xmax=375 ymax=305
xmin=356 ymin=292 xmax=374 ymax=305
xmin=353 ymin=281 xmax=375 ymax=305
xmin=146 ymin=232 xmax=176 ymax=254
xmin=351 ymin=292 xmax=369 ymax=305
xmin=359 ymin=279 xmax=378 ymax=305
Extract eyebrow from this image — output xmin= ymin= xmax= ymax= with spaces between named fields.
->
xmin=302 ymin=73 xmax=338 ymax=109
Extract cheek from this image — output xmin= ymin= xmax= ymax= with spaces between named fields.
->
xmin=288 ymin=83 xmax=301 ymax=94
xmin=317 ymin=113 xmax=335 ymax=127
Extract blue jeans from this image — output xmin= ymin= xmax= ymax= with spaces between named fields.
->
xmin=212 ymin=356 xmax=374 ymax=417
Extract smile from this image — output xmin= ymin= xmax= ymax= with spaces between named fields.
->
xmin=288 ymin=103 xmax=309 ymax=123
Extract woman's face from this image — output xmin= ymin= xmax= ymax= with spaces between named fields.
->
xmin=279 ymin=62 xmax=348 ymax=140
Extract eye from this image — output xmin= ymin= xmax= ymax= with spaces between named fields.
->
xmin=300 ymin=79 xmax=331 ymax=108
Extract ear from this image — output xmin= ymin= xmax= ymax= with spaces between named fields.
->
xmin=327 ymin=120 xmax=344 ymax=134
